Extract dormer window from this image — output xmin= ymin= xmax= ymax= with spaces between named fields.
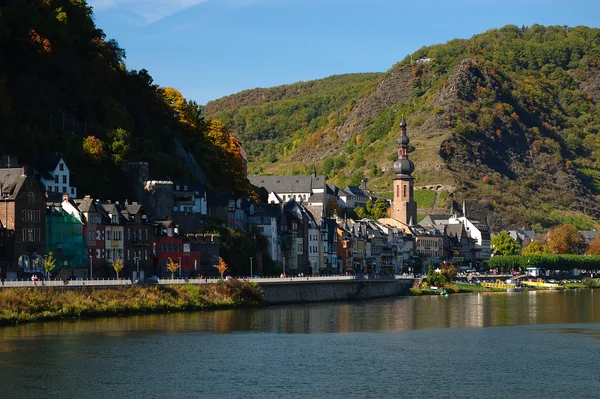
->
xmin=59 ymin=163 xmax=64 ymax=171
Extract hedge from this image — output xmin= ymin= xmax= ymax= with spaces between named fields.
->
xmin=488 ymin=255 xmax=600 ymax=271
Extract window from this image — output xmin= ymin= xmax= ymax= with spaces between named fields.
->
xmin=127 ymin=250 xmax=131 ymax=260
xmin=403 ymin=185 xmax=407 ymax=198
xmin=35 ymin=229 xmax=40 ymax=242
xmin=27 ymin=228 xmax=34 ymax=242
xmin=48 ymin=186 xmax=52 ymax=192
xmin=70 ymin=187 xmax=75 ymax=195
xmin=62 ymin=175 xmax=67 ymax=184
xmin=59 ymin=163 xmax=64 ymax=171
xmin=35 ymin=210 xmax=40 ymax=222
xmin=55 ymin=186 xmax=59 ymax=192
xmin=22 ymin=209 xmax=26 ymax=221
xmin=127 ymin=229 xmax=131 ymax=240
xmin=133 ymin=230 xmax=137 ymax=241
xmin=22 ymin=229 xmax=26 ymax=242
xmin=55 ymin=175 xmax=59 ymax=183
xmin=62 ymin=186 xmax=66 ymax=193
xmin=145 ymin=230 xmax=149 ymax=241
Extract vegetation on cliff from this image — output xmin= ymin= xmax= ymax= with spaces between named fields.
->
xmin=0 ymin=0 xmax=250 ymax=198
xmin=0 ymin=280 xmax=265 ymax=326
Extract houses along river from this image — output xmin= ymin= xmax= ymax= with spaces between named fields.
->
xmin=1 ymin=290 xmax=600 ymax=398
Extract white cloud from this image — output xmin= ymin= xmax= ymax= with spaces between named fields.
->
xmin=88 ymin=0 xmax=209 ymax=24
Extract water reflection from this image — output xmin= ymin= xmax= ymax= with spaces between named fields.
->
xmin=1 ymin=290 xmax=599 ymax=339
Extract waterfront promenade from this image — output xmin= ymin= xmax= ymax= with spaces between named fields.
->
xmin=0 ymin=273 xmax=510 ymax=289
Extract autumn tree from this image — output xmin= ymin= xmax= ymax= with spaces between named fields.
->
xmin=491 ymin=232 xmax=521 ymax=256
xmin=83 ymin=136 xmax=104 ymax=161
xmin=113 ymin=258 xmax=125 ymax=278
xmin=587 ymin=239 xmax=600 ymax=255
xmin=522 ymin=240 xmax=549 ymax=255
xmin=43 ymin=252 xmax=56 ymax=279
xmin=162 ymin=87 xmax=203 ymax=129
xmin=214 ymin=257 xmax=228 ymax=279
xmin=546 ymin=224 xmax=586 ymax=254
xmin=167 ymin=257 xmax=179 ymax=278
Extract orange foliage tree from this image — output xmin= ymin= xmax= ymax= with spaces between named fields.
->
xmin=83 ymin=136 xmax=104 ymax=161
xmin=587 ymin=239 xmax=600 ymax=255
xmin=546 ymin=224 xmax=586 ymax=254
xmin=214 ymin=257 xmax=228 ymax=279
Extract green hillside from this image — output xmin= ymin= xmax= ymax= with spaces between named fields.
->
xmin=205 ymin=25 xmax=600 ymax=231
xmin=0 ymin=0 xmax=250 ymax=199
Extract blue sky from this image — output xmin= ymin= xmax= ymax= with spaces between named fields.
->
xmin=88 ymin=0 xmax=600 ymax=105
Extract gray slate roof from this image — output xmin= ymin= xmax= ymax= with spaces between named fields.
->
xmin=0 ymin=168 xmax=29 ymax=199
xmin=249 ymin=175 xmax=326 ymax=194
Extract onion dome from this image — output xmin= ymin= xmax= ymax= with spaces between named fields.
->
xmin=397 ymin=135 xmax=410 ymax=145
xmin=392 ymin=158 xmax=415 ymax=176
xmin=399 ymin=116 xmax=407 ymax=128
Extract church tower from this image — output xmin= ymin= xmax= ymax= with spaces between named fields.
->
xmin=391 ymin=116 xmax=417 ymax=225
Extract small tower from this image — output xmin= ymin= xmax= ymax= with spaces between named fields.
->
xmin=391 ymin=116 xmax=417 ymax=225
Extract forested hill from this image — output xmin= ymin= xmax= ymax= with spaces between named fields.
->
xmin=204 ymin=73 xmax=383 ymax=166
xmin=205 ymin=25 xmax=600 ymax=231
xmin=0 ymin=0 xmax=250 ymax=200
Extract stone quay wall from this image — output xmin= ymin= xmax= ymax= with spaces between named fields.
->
xmin=258 ymin=277 xmax=414 ymax=305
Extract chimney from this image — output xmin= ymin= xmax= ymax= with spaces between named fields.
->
xmin=62 ymin=193 xmax=69 ymax=202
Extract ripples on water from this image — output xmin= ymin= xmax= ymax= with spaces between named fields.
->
xmin=1 ymin=291 xmax=600 ymax=398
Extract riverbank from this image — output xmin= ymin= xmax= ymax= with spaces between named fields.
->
xmin=410 ymin=280 xmax=597 ymax=296
xmin=0 ymin=279 xmax=264 ymax=326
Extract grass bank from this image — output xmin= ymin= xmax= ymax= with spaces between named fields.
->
xmin=410 ymin=283 xmax=508 ymax=296
xmin=0 ymin=279 xmax=264 ymax=326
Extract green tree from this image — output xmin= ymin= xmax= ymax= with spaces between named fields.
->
xmin=370 ymin=197 xmax=389 ymax=219
xmin=491 ymin=232 xmax=521 ymax=256
xmin=108 ymin=128 xmax=131 ymax=165
xmin=349 ymin=171 xmax=364 ymax=187
xmin=354 ymin=198 xmax=389 ymax=219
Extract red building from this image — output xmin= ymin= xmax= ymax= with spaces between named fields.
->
xmin=152 ymin=221 xmax=200 ymax=277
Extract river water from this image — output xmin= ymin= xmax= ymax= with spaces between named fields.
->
xmin=1 ymin=290 xmax=600 ymax=399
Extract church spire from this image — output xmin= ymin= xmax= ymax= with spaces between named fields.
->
xmin=391 ymin=116 xmax=417 ymax=226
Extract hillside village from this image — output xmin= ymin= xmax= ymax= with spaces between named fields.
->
xmin=1 ymin=118 xmax=594 ymax=281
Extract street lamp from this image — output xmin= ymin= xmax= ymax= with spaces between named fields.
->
xmin=250 ymin=256 xmax=253 ymax=277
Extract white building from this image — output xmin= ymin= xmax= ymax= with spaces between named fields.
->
xmin=34 ymin=155 xmax=77 ymax=197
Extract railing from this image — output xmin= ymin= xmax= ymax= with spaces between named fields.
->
xmin=0 ymin=274 xmax=416 ymax=288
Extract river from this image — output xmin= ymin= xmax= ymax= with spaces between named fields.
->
xmin=1 ymin=290 xmax=600 ymax=398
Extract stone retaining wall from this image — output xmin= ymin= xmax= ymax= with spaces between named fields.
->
xmin=259 ymin=278 xmax=414 ymax=305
